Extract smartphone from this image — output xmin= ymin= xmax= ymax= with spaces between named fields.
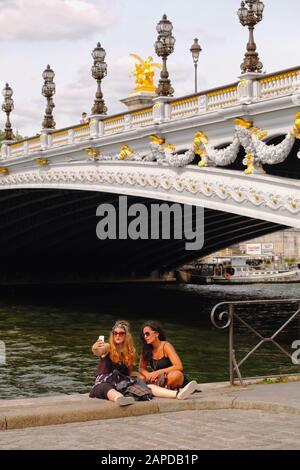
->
xmin=98 ymin=335 xmax=105 ymax=342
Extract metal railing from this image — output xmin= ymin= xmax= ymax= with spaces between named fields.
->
xmin=211 ymin=299 xmax=300 ymax=385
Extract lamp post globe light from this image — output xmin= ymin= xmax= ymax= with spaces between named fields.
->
xmin=42 ymin=64 xmax=56 ymax=129
xmin=2 ymin=83 xmax=14 ymax=141
xmin=91 ymin=42 xmax=108 ymax=115
xmin=154 ymin=14 xmax=176 ymax=97
xmin=238 ymin=0 xmax=265 ymax=73
xmin=190 ymin=38 xmax=202 ymax=93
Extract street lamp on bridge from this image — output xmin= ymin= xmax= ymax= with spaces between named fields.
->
xmin=190 ymin=38 xmax=202 ymax=94
xmin=154 ymin=14 xmax=175 ymax=97
xmin=42 ymin=64 xmax=56 ymax=129
xmin=238 ymin=0 xmax=265 ymax=74
xmin=91 ymin=42 xmax=108 ymax=115
xmin=2 ymin=83 xmax=14 ymax=141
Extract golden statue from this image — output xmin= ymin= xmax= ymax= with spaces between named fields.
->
xmin=294 ymin=112 xmax=300 ymax=139
xmin=194 ymin=131 xmax=209 ymax=167
xmin=149 ymin=135 xmax=165 ymax=145
xmin=234 ymin=117 xmax=253 ymax=129
xmin=119 ymin=145 xmax=133 ymax=160
xmin=130 ymin=54 xmax=162 ymax=93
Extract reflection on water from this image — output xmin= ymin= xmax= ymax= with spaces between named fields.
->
xmin=0 ymin=283 xmax=300 ymax=399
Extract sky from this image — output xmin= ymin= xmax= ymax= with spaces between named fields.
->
xmin=0 ymin=0 xmax=299 ymax=137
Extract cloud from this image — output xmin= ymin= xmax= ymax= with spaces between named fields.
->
xmin=0 ymin=0 xmax=119 ymax=41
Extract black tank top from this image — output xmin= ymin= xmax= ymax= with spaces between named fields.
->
xmin=96 ymin=354 xmax=129 ymax=376
xmin=150 ymin=342 xmax=172 ymax=371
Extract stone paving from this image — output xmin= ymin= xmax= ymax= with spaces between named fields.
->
xmin=1 ymin=409 xmax=300 ymax=450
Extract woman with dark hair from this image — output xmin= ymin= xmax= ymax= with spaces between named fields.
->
xmin=89 ymin=320 xmax=136 ymax=406
xmin=138 ymin=321 xmax=198 ymax=399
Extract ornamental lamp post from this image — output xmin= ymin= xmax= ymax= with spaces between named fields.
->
xmin=91 ymin=42 xmax=107 ymax=115
xmin=190 ymin=38 xmax=202 ymax=93
xmin=238 ymin=0 xmax=265 ymax=73
xmin=154 ymin=14 xmax=176 ymax=97
xmin=2 ymin=83 xmax=14 ymax=141
xmin=42 ymin=64 xmax=56 ymax=129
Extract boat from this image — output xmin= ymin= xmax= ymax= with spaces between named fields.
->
xmin=176 ymin=256 xmax=300 ymax=284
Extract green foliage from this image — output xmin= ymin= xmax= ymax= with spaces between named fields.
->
xmin=0 ymin=129 xmax=24 ymax=144
xmin=262 ymin=376 xmax=292 ymax=384
xmin=284 ymin=257 xmax=297 ymax=266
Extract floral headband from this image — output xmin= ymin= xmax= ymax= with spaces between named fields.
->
xmin=112 ymin=323 xmax=129 ymax=331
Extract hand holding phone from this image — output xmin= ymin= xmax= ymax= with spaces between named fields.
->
xmin=98 ymin=335 xmax=105 ymax=342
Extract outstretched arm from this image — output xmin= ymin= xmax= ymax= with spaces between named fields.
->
xmin=91 ymin=339 xmax=110 ymax=357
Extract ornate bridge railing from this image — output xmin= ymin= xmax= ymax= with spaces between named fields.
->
xmin=2 ymin=65 xmax=299 ymax=161
xmin=211 ymin=299 xmax=300 ymax=385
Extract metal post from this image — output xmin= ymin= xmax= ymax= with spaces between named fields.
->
xmin=194 ymin=63 xmax=198 ymax=94
xmin=229 ymin=304 xmax=235 ymax=385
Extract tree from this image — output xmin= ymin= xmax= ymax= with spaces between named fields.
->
xmin=0 ymin=129 xmax=24 ymax=145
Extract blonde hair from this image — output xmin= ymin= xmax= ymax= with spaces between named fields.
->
xmin=108 ymin=320 xmax=136 ymax=369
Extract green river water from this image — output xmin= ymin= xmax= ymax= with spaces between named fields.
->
xmin=0 ymin=282 xmax=299 ymax=399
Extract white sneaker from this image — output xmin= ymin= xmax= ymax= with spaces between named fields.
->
xmin=176 ymin=381 xmax=198 ymax=400
xmin=115 ymin=395 xmax=135 ymax=406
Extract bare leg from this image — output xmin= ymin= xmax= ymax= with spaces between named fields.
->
xmin=147 ymin=384 xmax=177 ymax=398
xmin=148 ymin=381 xmax=198 ymax=400
xmin=166 ymin=371 xmax=184 ymax=389
xmin=107 ymin=388 xmax=134 ymax=406
xmin=107 ymin=389 xmax=125 ymax=402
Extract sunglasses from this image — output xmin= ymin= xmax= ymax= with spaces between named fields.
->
xmin=143 ymin=331 xmax=152 ymax=338
xmin=113 ymin=331 xmax=126 ymax=337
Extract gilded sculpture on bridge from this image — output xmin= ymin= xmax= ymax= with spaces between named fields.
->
xmin=118 ymin=145 xmax=133 ymax=160
xmin=130 ymin=54 xmax=162 ymax=93
xmin=194 ymin=132 xmax=209 ymax=167
xmin=293 ymin=112 xmax=300 ymax=139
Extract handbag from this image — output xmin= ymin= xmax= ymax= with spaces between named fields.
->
xmin=154 ymin=373 xmax=167 ymax=388
xmin=117 ymin=376 xmax=153 ymax=401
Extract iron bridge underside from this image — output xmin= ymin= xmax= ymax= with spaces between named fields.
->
xmin=0 ymin=188 xmax=286 ymax=283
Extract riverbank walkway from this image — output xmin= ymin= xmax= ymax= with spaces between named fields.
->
xmin=0 ymin=379 xmax=300 ymax=449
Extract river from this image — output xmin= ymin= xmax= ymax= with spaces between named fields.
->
xmin=0 ymin=283 xmax=300 ymax=399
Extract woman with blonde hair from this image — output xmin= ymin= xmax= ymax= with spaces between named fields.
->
xmin=89 ymin=320 xmax=136 ymax=406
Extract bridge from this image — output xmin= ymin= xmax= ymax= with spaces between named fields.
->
xmin=1 ymin=14 xmax=300 ymax=283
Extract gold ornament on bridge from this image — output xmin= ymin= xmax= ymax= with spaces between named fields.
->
xmin=194 ymin=131 xmax=209 ymax=167
xmin=149 ymin=135 xmax=165 ymax=145
xmin=85 ymin=147 xmax=100 ymax=160
xmin=163 ymin=143 xmax=176 ymax=152
xmin=130 ymin=54 xmax=162 ymax=93
xmin=243 ymin=153 xmax=255 ymax=175
xmin=250 ymin=127 xmax=268 ymax=140
xmin=293 ymin=112 xmax=300 ymax=139
xmin=118 ymin=145 xmax=133 ymax=160
xmin=35 ymin=158 xmax=48 ymax=166
xmin=0 ymin=166 xmax=9 ymax=175
xmin=234 ymin=117 xmax=253 ymax=129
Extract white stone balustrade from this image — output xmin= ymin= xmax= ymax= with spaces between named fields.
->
xmin=170 ymin=97 xmax=200 ymax=120
xmin=73 ymin=125 xmax=90 ymax=142
xmin=9 ymin=142 xmax=24 ymax=158
xmin=207 ymin=87 xmax=238 ymax=110
xmin=2 ymin=66 xmax=299 ymax=160
xmin=27 ymin=138 xmax=41 ymax=154
xmin=131 ymin=108 xmax=153 ymax=128
xmin=51 ymin=130 xmax=69 ymax=148
xmin=260 ymin=70 xmax=300 ymax=99
xmin=103 ymin=116 xmax=126 ymax=135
